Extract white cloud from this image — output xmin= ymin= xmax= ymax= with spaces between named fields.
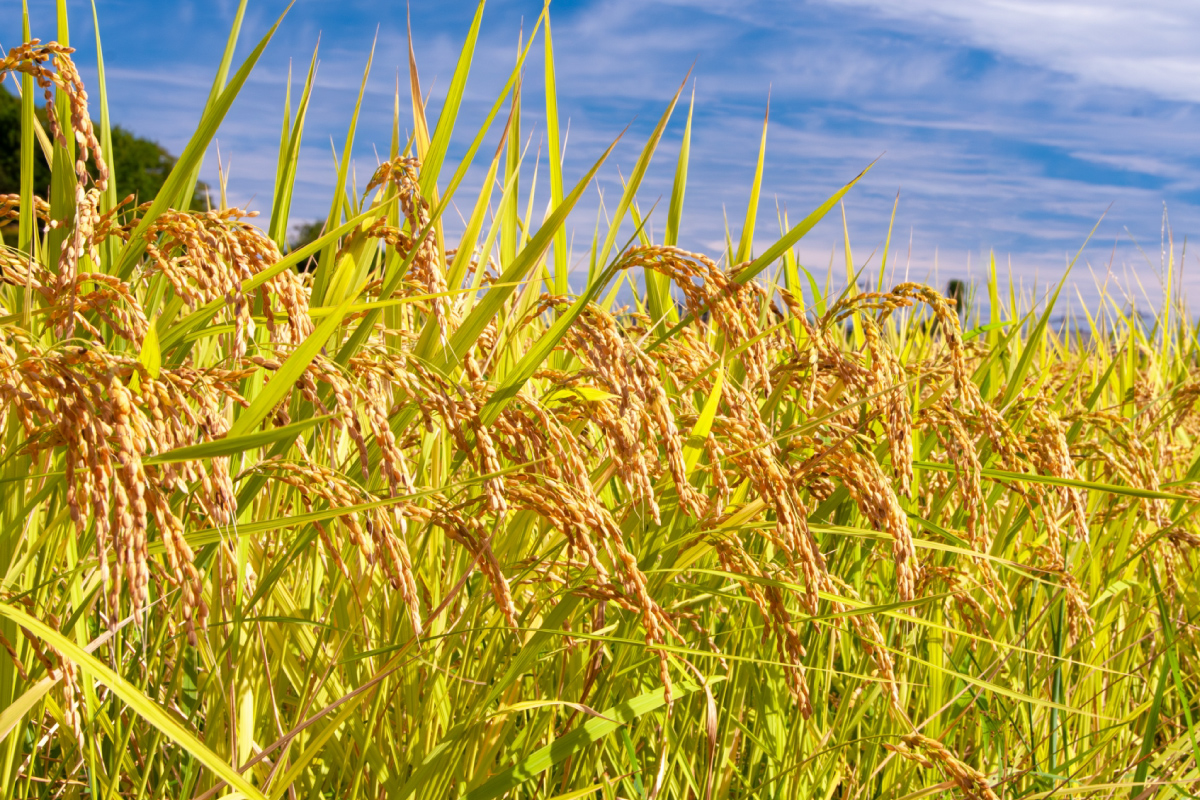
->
xmin=7 ymin=0 xmax=1200 ymax=306
xmin=819 ymin=0 xmax=1200 ymax=103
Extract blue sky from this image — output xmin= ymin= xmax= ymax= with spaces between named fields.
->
xmin=6 ymin=0 xmax=1200 ymax=308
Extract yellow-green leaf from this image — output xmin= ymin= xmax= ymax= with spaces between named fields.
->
xmin=129 ymin=315 xmax=160 ymax=394
xmin=0 ymin=602 xmax=267 ymax=800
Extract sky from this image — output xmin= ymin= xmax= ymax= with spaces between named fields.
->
xmin=5 ymin=0 xmax=1200 ymax=310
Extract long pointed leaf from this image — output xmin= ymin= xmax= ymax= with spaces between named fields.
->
xmin=419 ymin=0 xmax=486 ymax=198
xmin=227 ymin=293 xmax=357 ymax=439
xmin=115 ymin=2 xmax=292 ymax=279
xmin=594 ymin=72 xmax=690 ymax=278
xmin=0 ymin=603 xmax=267 ymax=800
xmin=647 ymin=161 xmax=875 ymax=352
xmin=735 ymin=95 xmax=769 ymax=265
xmin=466 ymin=680 xmax=716 ymax=800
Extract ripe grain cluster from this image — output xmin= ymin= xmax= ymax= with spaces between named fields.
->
xmin=0 ymin=7 xmax=1197 ymax=799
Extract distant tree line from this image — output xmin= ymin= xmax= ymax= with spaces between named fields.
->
xmin=0 ymin=83 xmax=207 ymax=210
xmin=290 ymin=218 xmax=325 ymax=252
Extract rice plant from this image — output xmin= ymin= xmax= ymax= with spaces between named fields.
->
xmin=0 ymin=2 xmax=1197 ymax=799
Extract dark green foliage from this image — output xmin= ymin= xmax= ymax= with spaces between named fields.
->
xmin=0 ymin=81 xmax=51 ymax=197
xmin=289 ymin=218 xmax=325 ymax=252
xmin=0 ymin=84 xmax=207 ymax=209
xmin=288 ymin=218 xmax=326 ymax=271
xmin=108 ymin=125 xmax=209 ymax=209
xmin=946 ymin=278 xmax=967 ymax=317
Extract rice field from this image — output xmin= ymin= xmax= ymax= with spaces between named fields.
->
xmin=0 ymin=3 xmax=1197 ymax=799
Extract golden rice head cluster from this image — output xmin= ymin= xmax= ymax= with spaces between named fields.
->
xmin=130 ymin=206 xmax=314 ymax=356
xmin=4 ymin=40 xmax=1199 ymax=760
xmin=885 ymin=733 xmax=999 ymax=800
xmin=1 ymin=40 xmax=107 ymax=333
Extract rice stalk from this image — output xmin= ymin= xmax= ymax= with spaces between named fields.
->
xmin=0 ymin=17 xmax=1197 ymax=800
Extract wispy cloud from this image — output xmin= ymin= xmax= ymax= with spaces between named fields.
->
xmin=4 ymin=0 xmax=1200 ymax=305
xmin=821 ymin=0 xmax=1200 ymax=102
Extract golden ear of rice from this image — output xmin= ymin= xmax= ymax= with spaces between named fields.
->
xmin=2 ymin=34 xmax=1197 ymax=798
